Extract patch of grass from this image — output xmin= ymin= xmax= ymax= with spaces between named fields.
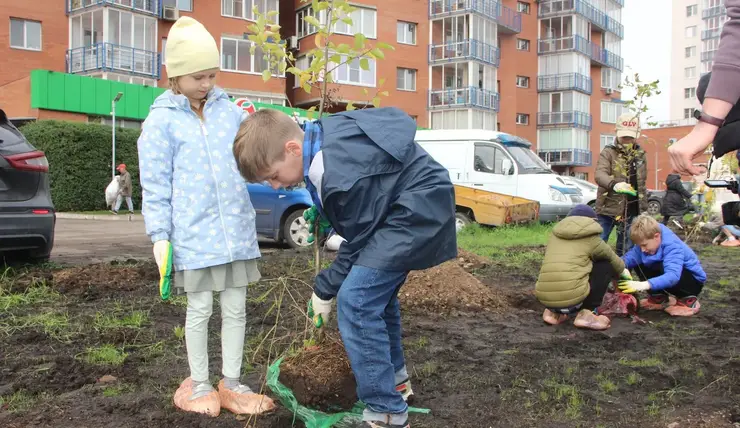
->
xmin=0 ymin=283 xmax=60 ymax=311
xmin=646 ymin=402 xmax=661 ymax=417
xmin=0 ymin=390 xmax=40 ymax=413
xmin=618 ymin=356 xmax=663 ymax=368
xmin=543 ymin=377 xmax=583 ymax=420
xmin=82 ymin=344 xmax=128 ymax=366
xmin=625 ymin=372 xmax=642 ymax=386
xmin=173 ymin=325 xmax=185 ymax=341
xmin=595 ymin=373 xmax=617 ymax=394
xmin=102 ymin=383 xmax=133 ymax=397
xmin=501 ymin=348 xmax=519 ymax=355
xmin=414 ymin=361 xmax=438 ymax=378
xmin=94 ymin=310 xmax=148 ymax=330
xmin=457 ymin=223 xmax=551 ymax=266
xmin=696 ymin=368 xmax=705 ymax=378
xmin=166 ymin=295 xmax=188 ymax=308
xmin=404 ymin=336 xmax=429 ymax=351
xmin=24 ymin=312 xmax=72 ymax=340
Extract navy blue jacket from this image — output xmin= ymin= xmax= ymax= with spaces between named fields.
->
xmin=312 ymin=107 xmax=457 ymax=299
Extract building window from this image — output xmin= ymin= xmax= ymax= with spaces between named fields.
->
xmin=334 ymin=6 xmax=376 ymax=38
xmin=333 ymin=54 xmax=375 ymax=86
xmin=397 ymin=68 xmax=416 ymax=91
xmin=685 ymin=26 xmax=697 ymax=38
xmin=517 ymin=1 xmax=530 ymax=14
xmin=601 ymin=68 xmax=621 ymax=89
xmin=98 ymin=117 xmax=143 ymax=129
xmin=296 ymin=7 xmax=321 ymax=38
xmin=9 ymin=18 xmax=41 ymax=51
xmin=516 ymin=76 xmax=530 ymax=88
xmin=685 ymin=66 xmax=697 ymax=78
xmin=600 ymin=134 xmax=615 ymax=151
xmin=684 ymin=87 xmax=696 ymax=99
xmin=516 ymin=38 xmax=530 ymax=51
xmin=163 ymin=0 xmax=192 ymax=11
xmin=685 ymin=46 xmax=696 ymax=58
xmin=684 ymin=108 xmax=696 ymax=119
xmin=221 ymin=37 xmax=282 ymax=76
xmin=223 ymin=0 xmax=279 ymax=21
xmin=397 ymin=21 xmax=416 ymax=45
xmin=600 ymin=102 xmax=625 ymax=124
xmin=686 ymin=4 xmax=698 ymax=17
xmin=516 ymin=114 xmax=529 ymax=125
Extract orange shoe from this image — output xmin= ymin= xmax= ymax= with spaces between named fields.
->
xmin=217 ymin=380 xmax=276 ymax=415
xmin=573 ymin=309 xmax=611 ymax=330
xmin=639 ymin=294 xmax=674 ymax=311
xmin=173 ymin=378 xmax=220 ymax=417
xmin=665 ymin=296 xmax=701 ymax=317
xmin=542 ymin=309 xmax=569 ymax=325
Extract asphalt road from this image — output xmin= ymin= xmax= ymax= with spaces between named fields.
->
xmin=51 ymin=219 xmax=283 ymax=265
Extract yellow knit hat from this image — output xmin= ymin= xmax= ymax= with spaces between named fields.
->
xmin=165 ymin=17 xmax=220 ymax=78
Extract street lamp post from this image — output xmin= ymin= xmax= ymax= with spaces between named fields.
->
xmin=111 ymin=92 xmax=124 ymax=180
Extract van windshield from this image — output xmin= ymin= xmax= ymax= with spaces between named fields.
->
xmin=505 ymin=145 xmax=552 ymax=174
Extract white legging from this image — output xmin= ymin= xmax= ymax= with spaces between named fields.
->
xmin=185 ymin=287 xmax=247 ymax=383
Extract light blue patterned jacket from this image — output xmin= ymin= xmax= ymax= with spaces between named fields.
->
xmin=137 ymin=87 xmax=260 ymax=271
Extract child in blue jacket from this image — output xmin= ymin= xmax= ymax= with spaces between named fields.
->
xmin=232 ymin=107 xmax=457 ymax=428
xmin=618 ymin=215 xmax=707 ymax=316
xmin=138 ymin=17 xmax=273 ymax=417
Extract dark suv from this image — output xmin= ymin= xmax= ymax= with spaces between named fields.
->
xmin=0 ymin=110 xmax=55 ymax=262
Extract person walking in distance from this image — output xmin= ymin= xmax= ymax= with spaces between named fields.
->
xmin=112 ymin=163 xmax=134 ymax=214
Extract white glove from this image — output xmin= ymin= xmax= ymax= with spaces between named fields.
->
xmin=617 ymin=280 xmax=651 ymax=294
xmin=308 ymin=292 xmax=333 ymax=328
xmin=613 ymin=182 xmax=636 ymax=195
xmin=152 ymin=240 xmax=171 ymax=270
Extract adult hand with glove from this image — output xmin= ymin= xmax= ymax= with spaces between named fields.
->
xmin=303 ymin=206 xmax=332 ymax=244
xmin=613 ymin=182 xmax=637 ymax=196
xmin=617 ymin=280 xmax=650 ymax=294
xmin=153 ymin=240 xmax=173 ymax=300
xmin=619 ymin=269 xmax=633 ymax=281
xmin=307 ymin=292 xmax=333 ymax=328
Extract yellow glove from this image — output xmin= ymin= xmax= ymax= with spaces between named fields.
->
xmin=153 ymin=240 xmax=173 ymax=301
xmin=617 ymin=280 xmax=650 ymax=294
xmin=614 ymin=182 xmax=637 ymax=197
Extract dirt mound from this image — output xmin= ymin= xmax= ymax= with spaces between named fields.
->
xmin=278 ymin=340 xmax=357 ymax=412
xmin=400 ymin=251 xmax=506 ymax=313
xmin=51 ymin=264 xmax=159 ymax=294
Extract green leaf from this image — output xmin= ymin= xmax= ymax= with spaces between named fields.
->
xmin=362 ymin=88 xmax=369 ymax=95
xmin=375 ymin=41 xmax=395 ymax=51
xmin=304 ymin=16 xmax=322 ymax=28
xmin=262 ymin=70 xmax=271 ymax=82
xmin=329 ymin=54 xmax=342 ymax=64
xmin=337 ymin=44 xmax=351 ymax=54
xmin=346 ymin=102 xmax=356 ymax=111
xmin=342 ymin=16 xmax=354 ymax=25
xmin=267 ymin=10 xmax=279 ymax=17
xmin=314 ymin=1 xmax=328 ymax=11
xmin=380 ymin=91 xmax=389 ymax=97
xmin=370 ymin=48 xmax=385 ymax=60
xmin=359 ymin=58 xmax=370 ymax=71
xmin=308 ymin=105 xmax=317 ymax=113
xmin=354 ymin=33 xmax=366 ymax=50
xmin=303 ymin=83 xmax=312 ymax=94
xmin=250 ymin=45 xmax=257 ymax=55
xmin=371 ymin=97 xmax=381 ymax=108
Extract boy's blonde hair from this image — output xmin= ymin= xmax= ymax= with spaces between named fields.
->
xmin=233 ymin=109 xmax=303 ymax=182
xmin=630 ymin=214 xmax=661 ymax=243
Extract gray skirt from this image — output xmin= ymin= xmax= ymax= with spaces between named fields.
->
xmin=174 ymin=259 xmax=261 ymax=293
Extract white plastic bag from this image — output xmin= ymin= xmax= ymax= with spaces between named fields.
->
xmin=105 ymin=177 xmax=120 ymax=207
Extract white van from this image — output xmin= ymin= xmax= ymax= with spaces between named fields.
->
xmin=415 ymin=129 xmax=583 ymax=222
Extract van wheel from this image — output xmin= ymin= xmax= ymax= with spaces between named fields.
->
xmin=455 ymin=212 xmax=473 ymax=233
xmin=283 ymin=210 xmax=311 ymax=249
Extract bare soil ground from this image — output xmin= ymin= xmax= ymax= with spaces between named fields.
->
xmin=1 ymin=244 xmax=740 ymax=428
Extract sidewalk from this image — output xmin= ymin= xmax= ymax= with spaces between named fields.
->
xmin=57 ymin=212 xmax=144 ymax=221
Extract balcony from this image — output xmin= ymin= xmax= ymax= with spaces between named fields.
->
xmin=537 ymin=35 xmax=623 ymax=70
xmin=702 ymin=5 xmax=726 ymax=19
xmin=538 ymin=73 xmax=592 ymax=94
xmin=537 ymin=111 xmax=592 ymax=130
xmin=428 ymin=87 xmax=500 ymax=111
xmin=702 ymin=29 xmax=722 ymax=40
xmin=429 ymin=39 xmax=500 ymax=67
xmin=67 ymin=0 xmax=159 ymax=15
xmin=538 ymin=0 xmax=624 ymax=39
xmin=701 ymin=50 xmax=716 ymax=62
xmin=429 ymin=0 xmax=501 ymax=21
xmin=67 ymin=43 xmax=161 ymax=80
xmin=538 ymin=149 xmax=592 ymax=166
xmin=497 ymin=3 xmax=522 ymax=34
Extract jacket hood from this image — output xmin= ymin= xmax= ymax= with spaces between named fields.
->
xmin=151 ymin=86 xmax=229 ymax=111
xmin=552 ymin=216 xmax=603 ymax=240
xmin=666 ymin=174 xmax=681 ymax=186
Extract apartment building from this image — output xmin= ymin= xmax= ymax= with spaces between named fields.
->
xmin=669 ymin=0 xmax=726 ymax=123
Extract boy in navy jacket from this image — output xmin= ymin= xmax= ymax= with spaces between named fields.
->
xmin=618 ymin=215 xmax=707 ymax=316
xmin=232 ymin=107 xmax=457 ymax=428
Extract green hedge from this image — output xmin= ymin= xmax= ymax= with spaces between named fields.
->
xmin=20 ymin=120 xmax=141 ymax=212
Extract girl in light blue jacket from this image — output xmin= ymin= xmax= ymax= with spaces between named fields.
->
xmin=137 ymin=17 xmax=274 ymax=417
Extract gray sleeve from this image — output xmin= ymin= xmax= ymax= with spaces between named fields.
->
xmin=705 ymin=0 xmax=740 ymax=105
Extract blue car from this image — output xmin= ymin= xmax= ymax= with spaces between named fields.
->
xmin=247 ymin=183 xmax=313 ymax=248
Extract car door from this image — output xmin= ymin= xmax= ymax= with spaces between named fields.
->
xmin=468 ymin=142 xmax=518 ymax=197
xmin=247 ymin=183 xmax=277 ymax=237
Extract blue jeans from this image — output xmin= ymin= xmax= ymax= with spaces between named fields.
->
xmin=336 ymin=265 xmax=409 ymax=424
xmin=598 ymin=214 xmax=634 ymax=256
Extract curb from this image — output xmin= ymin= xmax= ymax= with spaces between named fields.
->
xmin=57 ymin=213 xmax=144 ymax=222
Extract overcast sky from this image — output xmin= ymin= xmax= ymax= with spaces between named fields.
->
xmin=620 ymin=0 xmax=672 ymax=122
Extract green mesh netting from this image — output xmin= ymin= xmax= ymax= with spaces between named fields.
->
xmin=267 ymin=358 xmax=430 ymax=428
